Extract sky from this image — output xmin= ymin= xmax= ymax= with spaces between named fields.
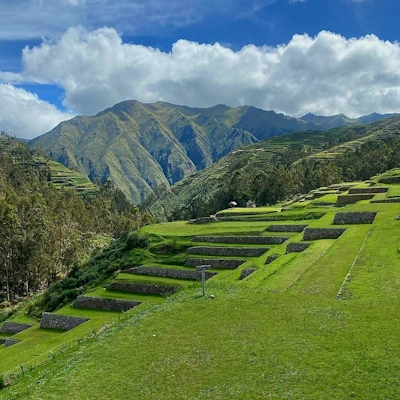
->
xmin=1 ymin=0 xmax=400 ymax=138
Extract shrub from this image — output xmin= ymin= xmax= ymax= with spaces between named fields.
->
xmin=125 ymin=232 xmax=149 ymax=250
xmin=0 ymin=375 xmax=5 ymax=390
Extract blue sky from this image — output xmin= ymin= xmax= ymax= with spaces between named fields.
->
xmin=1 ymin=0 xmax=400 ymax=138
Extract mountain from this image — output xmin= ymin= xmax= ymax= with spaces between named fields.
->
xmin=147 ymin=115 xmax=400 ymax=220
xmin=300 ymin=112 xmax=397 ymax=130
xmin=30 ymin=100 xmax=397 ymax=204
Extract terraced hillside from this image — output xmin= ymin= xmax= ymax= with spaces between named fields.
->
xmin=148 ymin=115 xmax=400 ymax=220
xmin=1 ymin=170 xmax=400 ymax=399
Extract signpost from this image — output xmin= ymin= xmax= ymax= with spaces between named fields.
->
xmin=195 ymin=265 xmax=211 ymax=297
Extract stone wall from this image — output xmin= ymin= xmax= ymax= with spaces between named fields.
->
xmin=266 ymin=225 xmax=308 ymax=233
xmin=239 ymin=269 xmax=256 ymax=280
xmin=379 ymin=176 xmax=400 ymax=184
xmin=108 ymin=282 xmax=179 ymax=296
xmin=333 ymin=212 xmax=377 ymax=225
xmin=303 ymin=228 xmax=346 ymax=240
xmin=0 ymin=339 xmax=5 ymax=345
xmin=4 ymin=338 xmax=20 ymax=348
xmin=187 ymin=246 xmax=268 ymax=257
xmin=348 ymin=187 xmax=388 ymax=194
xmin=265 ymin=255 xmax=280 ymax=264
xmin=371 ymin=198 xmax=400 ymax=203
xmin=0 ymin=322 xmax=32 ymax=334
xmin=73 ymin=296 xmax=141 ymax=312
xmin=193 ymin=236 xmax=289 ymax=244
xmin=40 ymin=312 xmax=89 ymax=331
xmin=185 ymin=258 xmax=245 ymax=269
xmin=286 ymin=243 xmax=310 ymax=253
xmin=128 ymin=266 xmax=217 ymax=281
xmin=336 ymin=194 xmax=374 ymax=205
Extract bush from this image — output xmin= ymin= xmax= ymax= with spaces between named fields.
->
xmin=124 ymin=232 xmax=149 ymax=250
xmin=0 ymin=375 xmax=5 ymax=390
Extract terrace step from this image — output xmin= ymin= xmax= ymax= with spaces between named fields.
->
xmin=239 ymin=269 xmax=256 ymax=280
xmin=126 ymin=266 xmax=217 ymax=281
xmin=192 ymin=236 xmax=289 ymax=245
xmin=336 ymin=194 xmax=375 ymax=205
xmin=266 ymin=224 xmax=308 ymax=233
xmin=187 ymin=246 xmax=269 ymax=257
xmin=348 ymin=187 xmax=388 ymax=194
xmin=286 ymin=243 xmax=310 ymax=254
xmin=40 ymin=312 xmax=89 ymax=331
xmin=185 ymin=258 xmax=246 ymax=269
xmin=0 ymin=322 xmax=32 ymax=334
xmin=303 ymin=228 xmax=346 ymax=240
xmin=333 ymin=212 xmax=377 ymax=225
xmin=73 ymin=296 xmax=141 ymax=312
xmin=4 ymin=338 xmax=20 ymax=348
xmin=108 ymin=281 xmax=179 ymax=296
xmin=265 ymin=255 xmax=280 ymax=264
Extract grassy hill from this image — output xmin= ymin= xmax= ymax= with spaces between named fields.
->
xmin=1 ymin=170 xmax=400 ymax=399
xmin=29 ymin=100 xmax=394 ymax=204
xmin=148 ymin=115 xmax=400 ymax=220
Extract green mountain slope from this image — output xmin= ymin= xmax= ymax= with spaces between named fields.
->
xmin=148 ymin=115 xmax=400 ymax=220
xmin=31 ymin=101 xmax=394 ymax=204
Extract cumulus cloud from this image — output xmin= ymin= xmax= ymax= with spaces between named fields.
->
xmin=5 ymin=27 xmax=400 ymax=119
xmin=0 ymin=84 xmax=74 ymax=139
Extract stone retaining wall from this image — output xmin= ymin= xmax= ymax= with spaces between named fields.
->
xmin=40 ymin=312 xmax=89 ymax=331
xmin=192 ymin=236 xmax=289 ymax=244
xmin=108 ymin=282 xmax=179 ymax=296
xmin=286 ymin=243 xmax=310 ymax=253
xmin=265 ymin=255 xmax=280 ymax=264
xmin=0 ymin=339 xmax=5 ymax=345
xmin=303 ymin=228 xmax=346 ymax=240
xmin=239 ymin=269 xmax=256 ymax=280
xmin=73 ymin=296 xmax=141 ymax=312
xmin=266 ymin=224 xmax=308 ymax=232
xmin=187 ymin=246 xmax=268 ymax=257
xmin=348 ymin=187 xmax=388 ymax=194
xmin=378 ymin=176 xmax=400 ymax=184
xmin=185 ymin=258 xmax=245 ymax=269
xmin=336 ymin=194 xmax=374 ymax=205
xmin=128 ymin=266 xmax=217 ymax=281
xmin=0 ymin=322 xmax=32 ymax=334
xmin=4 ymin=338 xmax=20 ymax=348
xmin=371 ymin=198 xmax=400 ymax=203
xmin=333 ymin=212 xmax=377 ymax=225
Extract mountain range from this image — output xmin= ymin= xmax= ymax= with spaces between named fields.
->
xmin=30 ymin=100 xmax=396 ymax=204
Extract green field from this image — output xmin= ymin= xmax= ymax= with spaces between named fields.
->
xmin=1 ymin=176 xmax=400 ymax=399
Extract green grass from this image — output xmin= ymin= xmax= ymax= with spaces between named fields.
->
xmin=2 ymin=183 xmax=400 ymax=399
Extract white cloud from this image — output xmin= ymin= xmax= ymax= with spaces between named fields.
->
xmin=0 ymin=84 xmax=74 ymax=139
xmin=5 ymin=27 xmax=400 ymax=120
xmin=0 ymin=0 xmax=263 ymax=40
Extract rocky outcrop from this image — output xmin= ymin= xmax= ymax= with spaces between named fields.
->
xmin=40 ymin=313 xmax=89 ymax=331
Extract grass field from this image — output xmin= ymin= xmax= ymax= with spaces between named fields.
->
xmin=1 ymin=176 xmax=400 ymax=399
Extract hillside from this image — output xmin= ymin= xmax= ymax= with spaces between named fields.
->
xmin=29 ymin=100 xmax=394 ymax=204
xmin=147 ymin=115 xmax=400 ymax=220
xmin=1 ymin=170 xmax=400 ymax=399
